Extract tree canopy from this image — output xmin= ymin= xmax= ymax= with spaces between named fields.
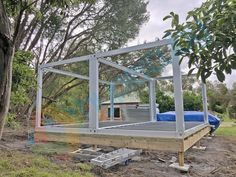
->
xmin=163 ymin=0 xmax=236 ymax=82
xmin=0 ymin=0 xmax=150 ymax=138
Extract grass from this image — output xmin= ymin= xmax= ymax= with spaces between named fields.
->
xmin=0 ymin=150 xmax=94 ymax=177
xmin=30 ymin=142 xmax=76 ymax=155
xmin=216 ymin=123 xmax=236 ymax=137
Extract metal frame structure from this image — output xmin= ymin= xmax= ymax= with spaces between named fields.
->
xmin=35 ymin=38 xmax=210 ymax=167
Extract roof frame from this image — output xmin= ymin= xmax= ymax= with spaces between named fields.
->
xmin=40 ymin=39 xmax=172 ymax=69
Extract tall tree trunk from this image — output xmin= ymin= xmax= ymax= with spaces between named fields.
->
xmin=0 ymin=0 xmax=14 ymax=140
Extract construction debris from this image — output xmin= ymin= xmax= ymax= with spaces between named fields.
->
xmin=91 ymin=148 xmax=142 ymax=169
xmin=70 ymin=147 xmax=102 ymax=162
xmin=169 ymin=156 xmax=177 ymax=163
xmin=192 ymin=145 xmax=206 ymax=150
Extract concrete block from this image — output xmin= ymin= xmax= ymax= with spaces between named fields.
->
xmin=169 ymin=163 xmax=190 ymax=172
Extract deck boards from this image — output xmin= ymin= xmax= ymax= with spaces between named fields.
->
xmin=54 ymin=121 xmax=202 ymax=131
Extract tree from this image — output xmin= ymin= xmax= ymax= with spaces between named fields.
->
xmin=183 ymin=91 xmax=202 ymax=111
xmin=11 ymin=51 xmax=35 ymax=115
xmin=139 ymin=83 xmax=203 ymax=113
xmin=139 ymin=87 xmax=175 ymax=113
xmin=0 ymin=0 xmax=96 ymax=140
xmin=0 ymin=0 xmax=149 ymax=138
xmin=163 ymin=0 xmax=236 ymax=83
xmin=207 ymin=81 xmax=231 ymax=114
xmin=0 ymin=0 xmax=14 ymax=139
xmin=35 ymin=0 xmax=149 ymax=117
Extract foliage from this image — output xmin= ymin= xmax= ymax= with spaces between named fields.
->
xmin=228 ymin=83 xmax=236 ymax=119
xmin=183 ymin=91 xmax=202 ymax=111
xmin=6 ymin=113 xmax=21 ymax=129
xmin=43 ymin=76 xmax=89 ymax=122
xmin=157 ymin=89 xmax=175 ymax=113
xmin=42 ymin=106 xmax=78 ymax=125
xmin=163 ymin=0 xmax=236 ymax=82
xmin=139 ymin=87 xmax=202 ymax=113
xmin=207 ymin=81 xmax=230 ymax=114
xmin=10 ymin=50 xmax=36 ymax=114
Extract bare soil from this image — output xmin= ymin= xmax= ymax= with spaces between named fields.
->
xmin=1 ymin=129 xmax=236 ymax=177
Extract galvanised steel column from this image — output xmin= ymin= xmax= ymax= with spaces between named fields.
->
xmin=89 ymin=56 xmax=99 ymax=130
xmin=171 ymin=46 xmax=185 ymax=136
xmin=35 ymin=67 xmax=43 ymax=128
xmin=149 ymin=79 xmax=157 ymax=122
xmin=201 ymin=83 xmax=209 ymax=124
xmin=109 ymin=83 xmax=114 ymax=121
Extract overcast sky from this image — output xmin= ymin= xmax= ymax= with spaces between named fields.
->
xmin=129 ymin=0 xmax=236 ymax=88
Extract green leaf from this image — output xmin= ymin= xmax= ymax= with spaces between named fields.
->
xmin=163 ymin=15 xmax=172 ymax=21
xmin=174 ymin=14 xmax=179 ymax=26
xmin=175 ymin=50 xmax=183 ymax=56
xmin=170 ymin=12 xmax=175 ymax=16
xmin=205 ymin=70 xmax=212 ymax=79
xmin=188 ymin=68 xmax=195 ymax=76
xmin=232 ymin=60 xmax=236 ymax=69
xmin=163 ymin=31 xmax=171 ymax=39
xmin=216 ymin=70 xmax=225 ymax=82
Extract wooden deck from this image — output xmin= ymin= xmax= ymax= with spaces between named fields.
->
xmin=35 ymin=122 xmax=210 ymax=151
xmin=35 ymin=121 xmax=210 ymax=166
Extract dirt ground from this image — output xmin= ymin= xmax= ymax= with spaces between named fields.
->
xmin=1 ymin=129 xmax=236 ymax=177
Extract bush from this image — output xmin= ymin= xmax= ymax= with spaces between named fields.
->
xmin=6 ymin=113 xmax=21 ymax=129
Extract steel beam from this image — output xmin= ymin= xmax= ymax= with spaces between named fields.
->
xmin=35 ymin=68 xmax=43 ymax=128
xmin=201 ymin=83 xmax=209 ymax=124
xmin=89 ymin=57 xmax=99 ymax=129
xmin=149 ymin=80 xmax=157 ymax=121
xmin=155 ymin=74 xmax=197 ymax=81
xmin=40 ymin=55 xmax=91 ymax=68
xmin=98 ymin=58 xmax=151 ymax=80
xmin=96 ymin=39 xmax=172 ymax=58
xmin=171 ymin=47 xmax=185 ymax=136
xmin=113 ymin=79 xmax=147 ymax=85
xmin=44 ymin=68 xmax=110 ymax=85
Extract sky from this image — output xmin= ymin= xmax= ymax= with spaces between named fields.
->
xmin=128 ymin=0 xmax=236 ymax=88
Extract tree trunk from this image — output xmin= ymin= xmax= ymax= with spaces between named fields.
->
xmin=0 ymin=1 xmax=14 ymax=140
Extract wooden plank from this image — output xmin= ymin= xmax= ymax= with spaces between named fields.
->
xmin=34 ymin=131 xmax=183 ymax=152
xmin=183 ymin=126 xmax=210 ymax=151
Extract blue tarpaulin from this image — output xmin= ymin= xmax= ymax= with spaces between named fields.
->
xmin=156 ymin=111 xmax=221 ymax=131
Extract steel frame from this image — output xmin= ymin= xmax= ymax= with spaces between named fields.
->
xmin=35 ymin=38 xmax=209 ymax=139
